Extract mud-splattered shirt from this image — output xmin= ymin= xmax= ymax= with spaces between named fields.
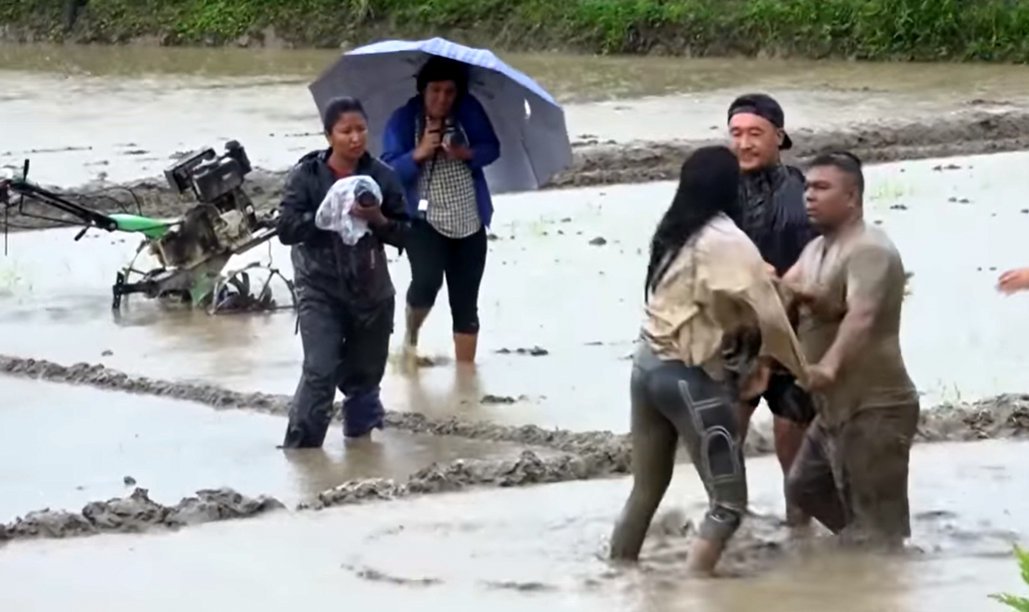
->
xmin=641 ymin=213 xmax=809 ymax=385
xmin=793 ymin=220 xmax=918 ymax=425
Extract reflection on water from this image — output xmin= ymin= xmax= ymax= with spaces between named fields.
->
xmin=0 ymin=376 xmax=546 ymax=521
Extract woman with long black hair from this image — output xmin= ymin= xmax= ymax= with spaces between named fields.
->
xmin=608 ymin=146 xmax=809 ymax=575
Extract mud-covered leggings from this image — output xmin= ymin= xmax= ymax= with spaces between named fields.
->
xmin=610 ymin=344 xmax=748 ymax=560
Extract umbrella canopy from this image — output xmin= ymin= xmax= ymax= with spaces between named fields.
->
xmin=308 ymin=37 xmax=573 ymax=195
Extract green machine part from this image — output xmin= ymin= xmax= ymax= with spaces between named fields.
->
xmin=108 ymin=213 xmax=170 ymax=239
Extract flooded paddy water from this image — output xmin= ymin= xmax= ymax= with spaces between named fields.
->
xmin=3 ymin=42 xmax=1029 ymax=610
xmin=6 ymin=43 xmax=1029 ymax=190
xmin=1 ymin=440 xmax=1027 ymax=611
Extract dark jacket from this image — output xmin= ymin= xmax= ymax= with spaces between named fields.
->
xmin=738 ymin=163 xmax=817 ymax=276
xmin=276 ymin=148 xmax=410 ymax=307
xmin=381 ymin=93 xmax=501 ymax=228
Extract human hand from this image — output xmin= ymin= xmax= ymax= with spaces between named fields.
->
xmin=997 ymin=267 xmax=1029 ymax=295
xmin=805 ymin=363 xmax=837 ymax=392
xmin=413 ymin=120 xmax=443 ymax=163
xmin=349 ymin=202 xmax=388 ymax=227
xmin=764 ymin=262 xmax=777 ymax=277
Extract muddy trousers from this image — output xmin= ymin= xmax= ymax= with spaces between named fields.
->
xmin=786 ymin=404 xmax=920 ymax=546
xmin=610 ymin=345 xmax=748 ymax=559
xmin=282 ymin=287 xmax=395 ymax=448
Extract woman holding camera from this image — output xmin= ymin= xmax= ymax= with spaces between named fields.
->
xmin=381 ymin=56 xmax=501 ymax=365
xmin=276 ymin=96 xmax=411 ymax=448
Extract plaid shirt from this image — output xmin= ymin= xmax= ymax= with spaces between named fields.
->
xmin=415 ymin=119 xmax=481 ymax=239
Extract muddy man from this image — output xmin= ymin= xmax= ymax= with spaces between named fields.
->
xmin=609 ymin=146 xmax=809 ymax=575
xmin=782 ymin=152 xmax=920 ymax=548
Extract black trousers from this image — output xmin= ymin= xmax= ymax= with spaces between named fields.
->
xmin=281 ymin=283 xmax=394 ymax=448
xmin=405 ymin=220 xmax=487 ymax=334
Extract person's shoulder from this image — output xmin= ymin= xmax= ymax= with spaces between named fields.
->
xmin=386 ymin=96 xmax=420 ymax=123
xmin=701 ymin=214 xmax=762 ymax=260
xmin=800 ymin=233 xmax=825 ymax=255
xmin=846 ymin=224 xmax=904 ymax=269
xmin=287 ymin=149 xmax=327 ymax=177
xmin=782 ymin=163 xmax=806 ymax=184
xmin=363 ymin=155 xmax=403 ymax=187
xmin=457 ymin=93 xmax=490 ymax=120
xmin=854 ymin=225 xmax=900 ymax=256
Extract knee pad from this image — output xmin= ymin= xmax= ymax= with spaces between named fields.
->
xmin=699 ymin=503 xmax=744 ymax=542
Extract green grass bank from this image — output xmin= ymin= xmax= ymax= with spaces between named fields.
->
xmin=4 ymin=0 xmax=1029 ymax=61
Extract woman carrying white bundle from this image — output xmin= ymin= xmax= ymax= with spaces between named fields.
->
xmin=315 ymin=175 xmax=384 ymax=246
xmin=276 ymin=96 xmax=410 ymax=448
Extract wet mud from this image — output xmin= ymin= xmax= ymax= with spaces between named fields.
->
xmin=0 ymin=353 xmax=1028 ymax=546
xmin=1 ymin=487 xmax=284 ymax=542
xmin=0 ymin=353 xmax=776 ymax=460
xmin=8 ymin=108 xmax=1029 ymax=232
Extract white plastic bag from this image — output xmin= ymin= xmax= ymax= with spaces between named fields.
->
xmin=314 ymin=175 xmax=383 ymax=246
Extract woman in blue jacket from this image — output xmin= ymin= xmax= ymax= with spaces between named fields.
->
xmin=381 ymin=56 xmax=500 ymax=365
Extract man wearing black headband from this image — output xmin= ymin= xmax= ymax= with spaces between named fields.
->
xmin=724 ymin=93 xmax=818 ymax=528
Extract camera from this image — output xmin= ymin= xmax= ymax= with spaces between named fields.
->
xmin=165 ymin=140 xmax=253 ymax=210
xmin=355 ymin=182 xmax=380 ymax=208
xmin=440 ymin=119 xmax=467 ymax=148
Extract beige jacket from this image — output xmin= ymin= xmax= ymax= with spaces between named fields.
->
xmin=641 ymin=213 xmax=809 ymax=386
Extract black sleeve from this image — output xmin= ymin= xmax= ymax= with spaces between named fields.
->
xmin=276 ymin=165 xmax=316 ymax=246
xmin=369 ymin=165 xmax=411 ymax=251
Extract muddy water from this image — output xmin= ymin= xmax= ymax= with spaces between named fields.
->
xmin=4 ymin=43 xmax=1029 ymax=187
xmin=3 ymin=151 xmax=1029 ymax=433
xmin=1 ymin=440 xmax=1026 ymax=611
xmin=0 ymin=376 xmax=553 ymax=522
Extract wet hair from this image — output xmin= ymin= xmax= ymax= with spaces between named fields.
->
xmin=807 ymin=150 xmax=865 ymax=198
xmin=321 ymin=96 xmax=367 ymax=134
xmin=416 ymin=56 xmax=469 ymax=96
xmin=645 ymin=146 xmax=743 ymax=299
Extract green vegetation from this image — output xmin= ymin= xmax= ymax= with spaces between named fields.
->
xmin=4 ymin=0 xmax=1029 ymax=60
xmin=991 ymin=545 xmax=1029 ymax=611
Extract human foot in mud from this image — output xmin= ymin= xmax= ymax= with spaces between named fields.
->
xmin=401 ymin=305 xmax=431 ymax=367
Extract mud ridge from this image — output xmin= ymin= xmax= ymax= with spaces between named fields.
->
xmin=1 ymin=356 xmax=1028 ymax=543
xmin=1 ymin=487 xmax=284 ymax=542
xmin=301 ymin=449 xmax=613 ymax=511
xmin=3 ymin=354 xmax=1029 ymax=452
xmin=0 ymin=353 xmax=783 ymax=459
xmin=7 ymin=108 xmax=1029 ymax=232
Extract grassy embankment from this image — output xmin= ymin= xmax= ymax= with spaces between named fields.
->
xmin=3 ymin=0 xmax=1029 ymax=60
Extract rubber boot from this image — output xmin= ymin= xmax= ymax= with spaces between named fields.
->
xmin=453 ymin=332 xmax=478 ymax=364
